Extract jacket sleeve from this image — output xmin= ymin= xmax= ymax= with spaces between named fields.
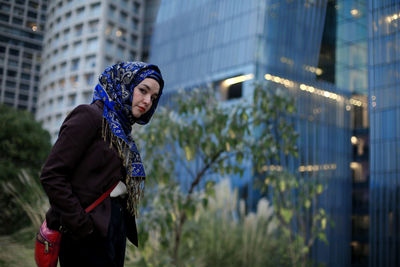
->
xmin=40 ymin=105 xmax=100 ymax=238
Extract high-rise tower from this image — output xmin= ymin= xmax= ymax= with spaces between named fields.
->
xmin=368 ymin=1 xmax=400 ymax=266
xmin=150 ymin=0 xmax=369 ymax=266
xmin=0 ymin=0 xmax=48 ymax=113
xmin=36 ymin=0 xmax=147 ymax=141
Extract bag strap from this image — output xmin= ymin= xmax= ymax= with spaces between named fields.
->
xmin=84 ymin=181 xmax=119 ymax=213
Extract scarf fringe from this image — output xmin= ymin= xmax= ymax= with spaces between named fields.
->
xmin=102 ymin=117 xmax=144 ymax=216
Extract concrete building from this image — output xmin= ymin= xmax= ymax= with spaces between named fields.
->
xmin=0 ymin=0 xmax=48 ymax=113
xmin=36 ymin=0 xmax=148 ymax=141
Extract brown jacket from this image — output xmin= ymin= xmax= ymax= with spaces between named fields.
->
xmin=40 ymin=100 xmax=138 ymax=246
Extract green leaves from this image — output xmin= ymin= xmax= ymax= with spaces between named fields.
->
xmin=321 ymin=218 xmax=327 ymax=230
xmin=184 ymin=146 xmax=193 ymax=161
xmin=134 ymin=83 xmax=331 ymax=265
xmin=316 ymin=184 xmax=324 ymax=195
xmin=0 ymin=105 xmax=51 ymax=234
xmin=304 ymin=199 xmax=311 ymax=209
xmin=183 ymin=200 xmax=196 ymax=220
xmin=318 ymin=232 xmax=328 ymax=245
xmin=264 ymin=168 xmax=330 ymax=265
xmin=280 ymin=208 xmax=293 ymax=224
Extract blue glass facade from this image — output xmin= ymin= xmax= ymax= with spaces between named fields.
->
xmin=336 ymin=0 xmax=368 ymax=94
xmin=368 ymin=1 xmax=400 ymax=266
xmin=150 ymin=0 xmax=369 ymax=265
xmin=257 ymin=0 xmax=327 ymax=82
xmin=335 ymin=1 xmax=370 ymax=266
xmin=150 ymin=0 xmax=260 ymax=90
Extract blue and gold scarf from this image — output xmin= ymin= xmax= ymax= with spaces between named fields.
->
xmin=92 ymin=62 xmax=164 ymax=215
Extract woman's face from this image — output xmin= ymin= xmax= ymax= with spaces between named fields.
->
xmin=131 ymin=78 xmax=160 ymax=118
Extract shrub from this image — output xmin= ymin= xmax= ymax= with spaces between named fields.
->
xmin=126 ymin=179 xmax=291 ymax=267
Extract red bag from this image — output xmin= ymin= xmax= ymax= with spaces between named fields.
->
xmin=35 ymin=182 xmax=118 ymax=267
xmin=34 ymin=220 xmax=61 ymax=267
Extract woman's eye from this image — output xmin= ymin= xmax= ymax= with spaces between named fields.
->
xmin=140 ymin=88 xmax=146 ymax=94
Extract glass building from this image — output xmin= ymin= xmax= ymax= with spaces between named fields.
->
xmin=335 ymin=1 xmax=369 ymax=266
xmin=142 ymin=0 xmax=161 ymax=62
xmin=336 ymin=0 xmax=368 ymax=95
xmin=0 ymin=0 xmax=48 ymax=113
xmin=368 ymin=1 xmax=400 ymax=266
xmin=150 ymin=0 xmax=369 ymax=265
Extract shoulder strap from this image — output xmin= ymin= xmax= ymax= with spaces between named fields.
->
xmin=85 ymin=182 xmax=119 ymax=213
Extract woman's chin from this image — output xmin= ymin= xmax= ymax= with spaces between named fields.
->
xmin=132 ymin=111 xmax=142 ymax=119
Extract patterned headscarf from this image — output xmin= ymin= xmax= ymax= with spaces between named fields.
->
xmin=92 ymin=62 xmax=164 ymax=215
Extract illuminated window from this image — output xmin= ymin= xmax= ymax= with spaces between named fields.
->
xmin=219 ymin=74 xmax=253 ymax=100
xmin=70 ymin=75 xmax=79 ymax=87
xmin=59 ymin=78 xmax=65 ymax=89
xmin=105 ymin=23 xmax=114 ymax=36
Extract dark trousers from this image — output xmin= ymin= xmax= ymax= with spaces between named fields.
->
xmin=59 ymin=198 xmax=127 ymax=267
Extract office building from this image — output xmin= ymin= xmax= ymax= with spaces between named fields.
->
xmin=0 ymin=0 xmax=48 ymax=113
xmin=150 ymin=0 xmax=369 ymax=266
xmin=331 ymin=0 xmax=370 ymax=266
xmin=368 ymin=1 xmax=400 ymax=266
xmin=36 ymin=0 xmax=147 ymax=141
xmin=142 ymin=0 xmax=160 ymax=62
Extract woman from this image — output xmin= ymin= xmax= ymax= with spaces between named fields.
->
xmin=40 ymin=62 xmax=164 ymax=266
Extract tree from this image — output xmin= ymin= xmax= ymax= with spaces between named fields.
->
xmin=263 ymin=170 xmax=329 ymax=267
xmin=134 ymin=86 xmax=251 ymax=265
xmin=133 ymin=82 xmax=329 ymax=265
xmin=0 ymin=105 xmax=51 ymax=234
xmin=251 ymin=85 xmax=330 ymax=266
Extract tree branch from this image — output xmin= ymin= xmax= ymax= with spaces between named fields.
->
xmin=187 ymin=149 xmax=224 ymax=196
xmin=172 ymin=148 xmax=224 ymax=265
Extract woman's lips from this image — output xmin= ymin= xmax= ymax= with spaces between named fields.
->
xmin=138 ymin=106 xmax=146 ymax=112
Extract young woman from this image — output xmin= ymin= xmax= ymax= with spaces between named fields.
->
xmin=40 ymin=62 xmax=164 ymax=266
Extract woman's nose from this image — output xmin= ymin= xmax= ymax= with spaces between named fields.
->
xmin=143 ymin=95 xmax=151 ymax=105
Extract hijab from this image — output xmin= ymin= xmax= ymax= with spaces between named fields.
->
xmin=92 ymin=61 xmax=164 ymax=216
